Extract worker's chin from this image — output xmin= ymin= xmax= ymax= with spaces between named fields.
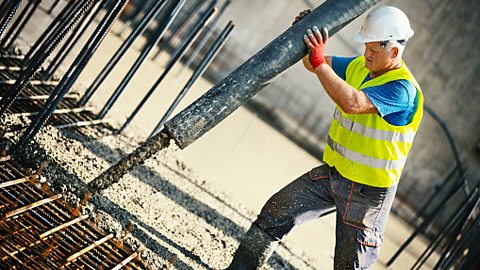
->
xmin=365 ymin=62 xmax=373 ymax=71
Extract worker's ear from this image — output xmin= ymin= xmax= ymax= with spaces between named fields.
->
xmin=391 ymin=46 xmax=399 ymax=58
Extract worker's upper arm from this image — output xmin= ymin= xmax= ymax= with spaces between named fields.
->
xmin=344 ymin=90 xmax=378 ymax=114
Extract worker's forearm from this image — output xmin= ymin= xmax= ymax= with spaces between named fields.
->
xmin=313 ymin=64 xmax=359 ymax=112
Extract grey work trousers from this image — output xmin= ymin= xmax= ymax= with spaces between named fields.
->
xmin=254 ymin=165 xmax=397 ymax=269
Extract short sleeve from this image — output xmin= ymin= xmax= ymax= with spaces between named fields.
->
xmin=362 ymin=80 xmax=417 ymax=125
xmin=332 ymin=56 xmax=357 ymax=80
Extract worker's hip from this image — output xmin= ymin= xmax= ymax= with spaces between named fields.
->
xmin=255 ymin=164 xmax=397 ymax=238
xmin=315 ymin=164 xmax=397 ymax=231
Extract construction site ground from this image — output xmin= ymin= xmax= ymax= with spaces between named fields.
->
xmin=8 ymin=9 xmax=439 ymax=269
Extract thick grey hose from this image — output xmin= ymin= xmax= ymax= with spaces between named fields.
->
xmin=88 ymin=0 xmax=380 ymax=193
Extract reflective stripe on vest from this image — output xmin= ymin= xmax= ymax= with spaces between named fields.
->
xmin=333 ymin=108 xmax=415 ymax=143
xmin=327 ymin=136 xmax=406 ymax=170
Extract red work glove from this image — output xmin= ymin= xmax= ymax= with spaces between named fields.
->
xmin=304 ymin=26 xmax=329 ymax=70
xmin=292 ymin=9 xmax=311 ymax=25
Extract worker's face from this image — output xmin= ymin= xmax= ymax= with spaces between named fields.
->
xmin=363 ymin=42 xmax=397 ymax=72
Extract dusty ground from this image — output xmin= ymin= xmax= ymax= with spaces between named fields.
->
xmin=2 ymin=102 xmax=437 ymax=270
xmin=4 ymin=1 xmax=439 ymax=269
xmin=2 ymin=114 xmax=322 ymax=270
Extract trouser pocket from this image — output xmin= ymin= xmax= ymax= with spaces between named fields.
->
xmin=342 ymin=183 xmax=393 ymax=230
xmin=356 ymin=228 xmax=383 ymax=268
xmin=308 ymin=165 xmax=330 ymax=180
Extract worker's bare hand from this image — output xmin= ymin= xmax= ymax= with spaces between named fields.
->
xmin=304 ymin=26 xmax=329 ymax=69
xmin=292 ymin=9 xmax=311 ymax=25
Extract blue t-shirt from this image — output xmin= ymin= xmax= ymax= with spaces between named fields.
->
xmin=331 ymin=56 xmax=418 ymax=126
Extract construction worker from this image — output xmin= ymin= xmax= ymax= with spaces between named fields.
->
xmin=226 ymin=6 xmax=423 ymax=270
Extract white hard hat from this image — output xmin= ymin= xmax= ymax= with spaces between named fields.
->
xmin=354 ymin=6 xmax=414 ymax=43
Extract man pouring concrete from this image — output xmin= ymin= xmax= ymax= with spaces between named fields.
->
xmin=226 ymin=5 xmax=423 ymax=269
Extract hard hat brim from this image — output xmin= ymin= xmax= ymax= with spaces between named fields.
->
xmin=354 ymin=30 xmax=414 ymax=44
xmin=353 ymin=31 xmax=382 ymax=43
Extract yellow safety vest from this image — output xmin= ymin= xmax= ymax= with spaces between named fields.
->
xmin=323 ymin=56 xmax=423 ymax=187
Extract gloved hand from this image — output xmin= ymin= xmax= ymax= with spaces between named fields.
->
xmin=292 ymin=9 xmax=311 ymax=25
xmin=304 ymin=26 xmax=329 ymax=69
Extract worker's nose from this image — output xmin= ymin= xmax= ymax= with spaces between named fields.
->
xmin=364 ymin=50 xmax=370 ymax=59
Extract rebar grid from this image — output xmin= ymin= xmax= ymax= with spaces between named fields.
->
xmin=0 ymin=160 xmax=147 ymax=269
xmin=0 ymin=53 xmax=114 ymax=137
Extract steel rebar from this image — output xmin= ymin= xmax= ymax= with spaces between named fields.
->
xmin=433 ymin=190 xmax=480 ymax=269
xmin=0 ymin=0 xmax=94 ymax=117
xmin=411 ymin=189 xmax=479 ymax=269
xmin=0 ymin=0 xmax=24 ymax=41
xmin=442 ymin=215 xmax=480 ymax=269
xmin=13 ymin=106 xmax=94 ymax=117
xmin=0 ymin=161 xmax=146 ymax=269
xmin=148 ymin=21 xmax=234 ymax=136
xmin=151 ymin=0 xmax=205 ymax=60
xmin=23 ymin=0 xmax=76 ymax=62
xmin=1 ymin=0 xmax=40 ymax=49
xmin=53 ymin=119 xmax=110 ymax=129
xmin=13 ymin=0 xmax=129 ymax=152
xmin=387 ymin=105 xmax=469 ymax=266
xmin=14 ymin=93 xmax=79 ymax=101
xmin=98 ymin=2 xmax=215 ymax=119
xmin=116 ymin=0 xmax=155 ymax=37
xmin=65 ymin=234 xmax=113 ymax=264
xmin=181 ymin=0 xmax=231 ymax=73
xmin=5 ymin=194 xmax=62 ymax=219
xmin=43 ymin=0 xmax=104 ymax=80
xmin=122 ymin=19 xmax=233 ymax=135
xmin=5 ymin=0 xmax=38 ymax=49
xmin=411 ymin=165 xmax=459 ymax=226
xmin=46 ymin=0 xmax=61 ymax=14
xmin=0 ymin=1 xmax=11 ymax=17
xmin=0 ymin=79 xmax=59 ymax=86
xmin=387 ymin=179 xmax=471 ymax=266
xmin=77 ymin=0 xmax=171 ymax=107
xmin=425 ymin=105 xmax=468 ymax=194
xmin=38 ymin=215 xmax=88 ymax=239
